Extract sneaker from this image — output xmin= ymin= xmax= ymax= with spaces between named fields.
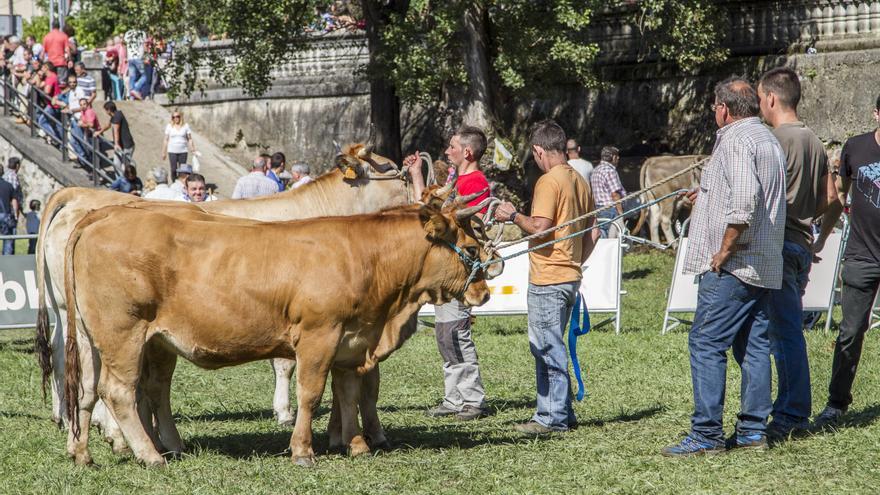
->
xmin=424 ymin=403 xmax=458 ymax=418
xmin=729 ymin=433 xmax=768 ymax=451
xmin=661 ymin=434 xmax=726 ymax=457
xmin=514 ymin=421 xmax=555 ymax=436
xmin=767 ymin=418 xmax=811 ymax=441
xmin=812 ymin=405 xmax=845 ymax=431
xmin=455 ymin=405 xmax=486 ymax=421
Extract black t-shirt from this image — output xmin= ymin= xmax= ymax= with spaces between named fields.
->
xmin=110 ymin=111 xmax=135 ymax=149
xmin=0 ymin=179 xmax=15 ymax=216
xmin=840 ymin=130 xmax=880 ymax=264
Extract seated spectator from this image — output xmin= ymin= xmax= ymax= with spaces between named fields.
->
xmin=232 ymin=156 xmax=280 ymax=199
xmin=267 ymin=151 xmax=286 ymax=192
xmin=278 ymin=170 xmax=292 ymax=189
xmin=290 ymin=163 xmax=313 ymax=189
xmin=36 ymin=62 xmax=62 ymax=144
xmin=144 ymin=167 xmax=185 ymax=201
xmin=26 ymin=199 xmax=40 ymax=254
xmin=110 ymin=165 xmax=143 ymax=195
xmin=74 ymin=62 xmax=96 ymax=100
xmin=185 ymin=173 xmax=216 ymax=202
xmin=170 ymin=164 xmax=192 ymax=196
xmin=72 ymin=97 xmax=101 ymax=167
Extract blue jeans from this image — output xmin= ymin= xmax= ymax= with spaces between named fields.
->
xmin=689 ymin=270 xmax=772 ymax=444
xmin=38 ymin=105 xmax=61 ymax=144
xmin=1 ymin=214 xmax=14 ymax=255
xmin=527 ymin=281 xmax=579 ymax=430
xmin=128 ymin=58 xmax=153 ymax=97
xmin=768 ymin=241 xmax=813 ymax=423
xmin=70 ymin=123 xmax=91 ymax=164
xmin=596 ymin=208 xmax=617 ymax=238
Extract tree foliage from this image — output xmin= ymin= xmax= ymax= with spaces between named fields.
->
xmin=633 ymin=0 xmax=729 ymax=70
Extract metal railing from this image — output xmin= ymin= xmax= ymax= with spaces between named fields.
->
xmin=0 ymin=72 xmax=123 ymax=186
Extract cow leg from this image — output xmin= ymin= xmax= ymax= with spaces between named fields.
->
xmin=271 ymin=358 xmax=296 ymax=426
xmin=66 ymin=328 xmax=99 ymax=466
xmin=92 ymin=399 xmax=130 ymax=455
xmin=660 ymin=214 xmax=676 ymax=246
xmin=328 ymin=372 xmax=343 ymax=452
xmin=290 ymin=335 xmax=338 ymax=467
xmin=648 ymin=204 xmax=662 ymax=244
xmin=50 ymin=306 xmax=67 ymax=428
xmin=360 ymin=366 xmax=388 ymax=450
xmin=140 ymin=342 xmax=185 ymax=455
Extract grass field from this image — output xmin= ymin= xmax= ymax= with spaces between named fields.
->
xmin=2 ymin=249 xmax=880 ymax=494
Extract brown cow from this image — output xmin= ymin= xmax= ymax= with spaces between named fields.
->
xmin=35 ymin=143 xmax=409 ymax=451
xmin=63 ymin=186 xmax=499 ymax=467
xmin=632 ymin=155 xmax=707 ymax=245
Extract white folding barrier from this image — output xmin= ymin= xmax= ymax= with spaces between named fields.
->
xmin=871 ymin=292 xmax=880 ymax=330
xmin=662 ymin=228 xmax=847 ymax=334
xmin=419 ymin=231 xmax=625 ymax=333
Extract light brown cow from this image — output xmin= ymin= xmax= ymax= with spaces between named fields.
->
xmin=63 ymin=187 xmax=498 ymax=467
xmin=35 ymin=144 xmax=409 ymax=449
xmin=632 ymin=155 xmax=707 ymax=245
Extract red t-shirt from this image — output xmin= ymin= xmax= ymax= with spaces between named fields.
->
xmin=44 ymin=72 xmax=60 ymax=97
xmin=42 ymin=29 xmax=69 ymax=67
xmin=456 ymin=170 xmax=490 ymax=213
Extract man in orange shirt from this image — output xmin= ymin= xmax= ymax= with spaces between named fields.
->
xmin=42 ymin=20 xmax=70 ymax=81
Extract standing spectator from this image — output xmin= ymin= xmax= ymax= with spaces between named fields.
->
xmin=404 ymin=126 xmax=492 ymax=422
xmin=96 ymin=101 xmax=135 ymax=172
xmin=590 ymin=146 xmax=626 ymax=238
xmin=125 ymin=30 xmax=150 ymax=100
xmin=662 ymin=77 xmax=786 ymax=456
xmin=232 ymin=157 xmax=280 ymax=199
xmin=162 ymin=109 xmax=194 ymax=178
xmin=42 ymin=21 xmax=70 ymax=81
xmin=290 ymin=163 xmax=313 ymax=189
xmin=267 ymin=152 xmax=287 ymax=192
xmin=144 ymin=168 xmax=184 ymax=200
xmin=492 ymin=120 xmax=596 ymax=434
xmin=114 ymin=35 xmax=127 ymax=81
xmin=0 ymin=163 xmax=19 ymax=255
xmin=25 ymin=199 xmax=40 ymax=254
xmin=757 ymin=67 xmax=837 ymax=440
xmin=71 ymin=97 xmax=101 ymax=166
xmin=185 ymin=173 xmax=215 ymax=202
xmin=74 ymin=62 xmax=97 ymax=101
xmin=109 ymin=165 xmax=143 ymax=195
xmin=812 ymin=94 xmax=880 ymax=429
xmin=566 ymin=138 xmax=594 ymax=184
xmin=170 ymin=164 xmax=192 ymax=197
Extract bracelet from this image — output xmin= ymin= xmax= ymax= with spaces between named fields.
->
xmin=509 ymin=211 xmax=518 ymax=223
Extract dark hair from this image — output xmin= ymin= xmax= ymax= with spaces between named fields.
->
xmin=528 ymin=119 xmax=567 ymax=153
xmin=52 ymin=20 xmax=60 ymax=29
xmin=600 ymin=146 xmax=620 ymax=162
xmin=123 ymin=164 xmax=138 ymax=180
xmin=75 ymin=61 xmax=87 ymax=70
xmin=186 ymin=173 xmax=206 ymax=185
xmin=759 ymin=67 xmax=801 ymax=110
xmin=45 ymin=61 xmax=56 ymax=72
xmin=876 ymin=94 xmax=880 ymax=110
xmin=715 ymin=76 xmax=760 ymax=118
xmin=270 ymin=152 xmax=286 ymax=170
xmin=103 ymin=101 xmax=117 ymax=112
xmin=7 ymin=156 xmax=20 ymax=170
xmin=67 ymin=73 xmax=77 ymax=82
xmin=29 ymin=199 xmax=40 ymax=211
xmin=455 ymin=126 xmax=488 ymax=161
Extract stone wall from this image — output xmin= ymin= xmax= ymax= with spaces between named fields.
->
xmin=0 ymin=132 xmax=64 ymax=214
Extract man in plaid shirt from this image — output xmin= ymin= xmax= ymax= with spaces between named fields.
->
xmin=590 ymin=146 xmax=626 ymax=238
xmin=663 ymin=77 xmax=786 ymax=457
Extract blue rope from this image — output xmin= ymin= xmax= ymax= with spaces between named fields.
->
xmin=568 ymin=292 xmax=591 ymax=401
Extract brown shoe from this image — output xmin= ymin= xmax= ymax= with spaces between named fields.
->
xmin=425 ymin=403 xmax=458 ymax=418
xmin=514 ymin=421 xmax=555 ymax=435
xmin=455 ymin=405 xmax=486 ymax=421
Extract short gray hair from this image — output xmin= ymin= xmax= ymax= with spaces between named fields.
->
xmin=252 ymin=157 xmax=265 ymax=169
xmin=715 ymin=76 xmax=760 ymax=118
xmin=600 ymin=146 xmax=619 ymax=163
xmin=528 ymin=119 xmax=567 ymax=153
xmin=291 ymin=163 xmax=310 ymax=176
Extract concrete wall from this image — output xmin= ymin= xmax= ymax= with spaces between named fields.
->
xmin=0 ymin=132 xmax=64 ymax=216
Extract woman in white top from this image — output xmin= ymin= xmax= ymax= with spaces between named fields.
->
xmin=162 ymin=109 xmax=195 ymax=178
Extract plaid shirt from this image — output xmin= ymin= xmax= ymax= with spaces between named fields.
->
xmin=590 ymin=161 xmax=625 ymax=207
xmin=232 ymin=172 xmax=280 ymax=199
xmin=683 ymin=117 xmax=787 ymax=289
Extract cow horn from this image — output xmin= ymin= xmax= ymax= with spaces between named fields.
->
xmin=453 ymin=188 xmax=488 ymax=206
xmin=455 ymin=198 xmax=494 ymax=219
xmin=433 ymin=178 xmax=457 ymax=199
xmin=366 ymin=124 xmax=376 ymax=147
xmin=333 ymin=140 xmax=342 ymax=154
xmin=357 ymin=144 xmax=373 ymax=159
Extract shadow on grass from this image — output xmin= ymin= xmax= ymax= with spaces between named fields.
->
xmin=842 ymin=403 xmax=880 ymax=429
xmin=181 ymin=406 xmax=331 ymax=423
xmin=0 ymin=410 xmax=45 ymax=420
xmin=622 ymin=268 xmax=654 ymax=280
xmin=579 ymin=405 xmax=665 ymax=427
xmin=0 ymin=338 xmax=34 ymax=353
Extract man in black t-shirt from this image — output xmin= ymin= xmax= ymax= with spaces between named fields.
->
xmin=813 ymin=94 xmax=880 ymax=428
xmin=96 ymin=100 xmax=135 ymax=173
xmin=0 ymin=164 xmax=19 ymax=255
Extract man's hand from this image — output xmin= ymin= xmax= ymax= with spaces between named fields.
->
xmin=402 ymin=152 xmax=423 ymax=178
xmin=710 ymin=249 xmax=733 ymax=272
xmin=494 ymin=201 xmax=516 ymax=222
xmin=114 ymin=144 xmax=122 ymax=152
xmin=681 ymin=188 xmax=699 ymax=204
xmin=812 ymin=237 xmax=826 ymax=263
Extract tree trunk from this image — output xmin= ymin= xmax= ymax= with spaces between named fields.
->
xmin=461 ymin=1 xmax=493 ymax=131
xmin=362 ymin=0 xmax=409 ymax=165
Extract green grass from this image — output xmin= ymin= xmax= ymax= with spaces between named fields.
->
xmin=2 ymin=249 xmax=879 ymax=494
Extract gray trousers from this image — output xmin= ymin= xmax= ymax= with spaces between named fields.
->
xmin=434 ymin=300 xmax=485 ymax=410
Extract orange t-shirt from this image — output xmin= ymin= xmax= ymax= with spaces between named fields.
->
xmin=528 ymin=164 xmax=594 ymax=286
xmin=42 ymin=29 xmax=69 ymax=67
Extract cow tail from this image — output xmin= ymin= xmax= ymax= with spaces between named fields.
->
xmin=631 ymin=161 xmax=651 ymax=236
xmin=35 ymin=193 xmax=68 ymax=400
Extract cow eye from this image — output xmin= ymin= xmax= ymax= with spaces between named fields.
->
xmin=466 ymin=246 xmax=479 ymax=258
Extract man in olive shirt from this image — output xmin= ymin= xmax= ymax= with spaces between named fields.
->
xmin=757 ymin=68 xmax=838 ymax=439
xmin=494 ymin=120 xmax=597 ymax=434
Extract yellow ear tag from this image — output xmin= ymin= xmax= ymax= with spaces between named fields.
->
xmin=343 ymin=167 xmax=358 ymax=180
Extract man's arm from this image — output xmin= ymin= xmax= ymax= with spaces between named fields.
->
xmin=112 ymin=122 xmax=121 ymax=148
xmin=711 ymin=224 xmax=748 ymax=272
xmin=403 ymin=152 xmax=426 ymax=202
xmin=578 ymin=218 xmax=598 ymax=264
xmin=814 ymin=174 xmax=851 ymax=254
xmin=610 ymin=191 xmax=624 ymax=214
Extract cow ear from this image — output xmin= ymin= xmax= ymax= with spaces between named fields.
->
xmin=419 ymin=204 xmax=452 ymax=240
xmin=335 ymin=154 xmax=362 ymax=180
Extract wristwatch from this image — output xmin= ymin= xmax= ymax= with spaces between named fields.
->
xmin=509 ymin=211 xmax=518 ymax=223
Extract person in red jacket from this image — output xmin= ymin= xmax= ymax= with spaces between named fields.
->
xmin=404 ymin=126 xmax=491 ymax=421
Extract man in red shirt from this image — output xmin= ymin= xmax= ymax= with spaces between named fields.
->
xmin=36 ymin=63 xmax=62 ymax=143
xmin=42 ymin=20 xmax=70 ymax=80
xmin=404 ymin=126 xmax=490 ymax=421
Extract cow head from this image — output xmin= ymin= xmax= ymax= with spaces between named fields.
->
xmin=417 ymin=184 xmax=502 ymax=307
xmin=335 ymin=143 xmax=400 ymax=180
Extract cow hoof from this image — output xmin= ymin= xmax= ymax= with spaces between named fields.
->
xmin=111 ymin=441 xmax=132 ymax=456
xmin=348 ymin=437 xmax=371 ymax=457
xmin=143 ymin=456 xmax=167 ymax=468
xmin=73 ymin=452 xmax=94 ymax=466
xmin=277 ymin=417 xmax=295 ymax=427
xmin=292 ymin=455 xmax=316 ymax=468
xmin=369 ymin=440 xmax=391 ymax=452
